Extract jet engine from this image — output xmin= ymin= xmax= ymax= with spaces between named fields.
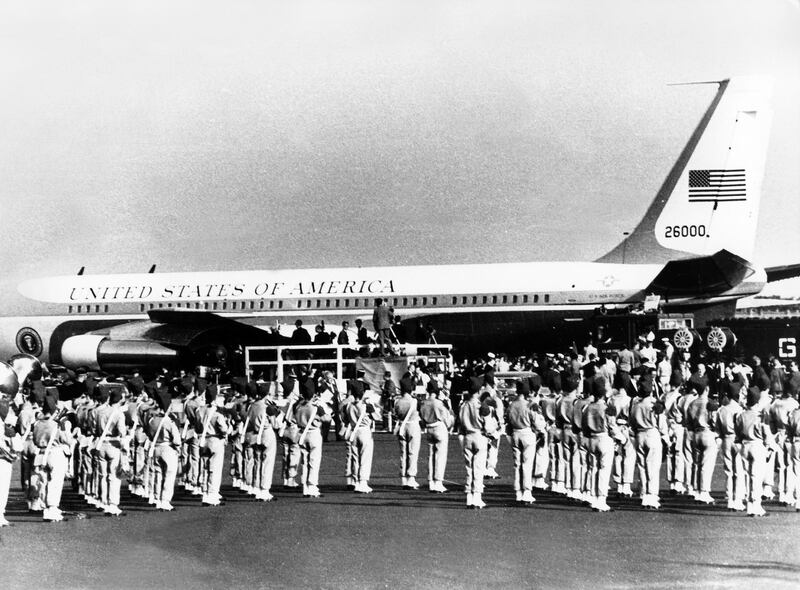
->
xmin=60 ymin=335 xmax=184 ymax=372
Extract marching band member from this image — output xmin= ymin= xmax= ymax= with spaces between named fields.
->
xmin=581 ymin=376 xmax=619 ymax=512
xmin=393 ymin=373 xmax=421 ymax=489
xmin=419 ymin=379 xmax=453 ymax=493
xmin=278 ymin=378 xmax=301 ymax=489
xmin=0 ymin=396 xmax=19 ymax=526
xmin=786 ymin=404 xmax=800 ymax=510
xmin=145 ymin=387 xmax=181 ymax=511
xmin=664 ymin=371 xmax=686 ymax=493
xmin=182 ymin=377 xmax=203 ymax=496
xmin=714 ymin=381 xmax=745 ymax=510
xmin=481 ymin=373 xmax=504 ymax=480
xmin=556 ymin=374 xmax=579 ymax=497
xmin=735 ymin=387 xmax=776 ymax=517
xmin=677 ymin=377 xmax=699 ymax=498
xmin=629 ymin=378 xmax=668 ymax=509
xmin=295 ymin=376 xmax=324 ymax=498
xmin=18 ymin=384 xmax=43 ymax=509
xmin=570 ymin=379 xmax=592 ymax=503
xmin=33 ymin=394 xmax=74 ymax=521
xmin=197 ymin=384 xmax=231 ymax=506
xmin=340 ymin=377 xmax=359 ymax=489
xmin=344 ymin=378 xmax=379 ymax=494
xmin=227 ymin=379 xmax=250 ymax=490
xmin=244 ymin=382 xmax=279 ymax=501
xmin=93 ymin=385 xmax=127 ymax=516
xmin=685 ymin=378 xmax=719 ymax=505
xmin=540 ymin=372 xmax=562 ymax=493
xmin=506 ymin=379 xmax=546 ymax=504
xmin=767 ymin=385 xmax=799 ymax=504
xmin=607 ymin=385 xmax=635 ymax=498
xmin=459 ymin=377 xmax=488 ymax=508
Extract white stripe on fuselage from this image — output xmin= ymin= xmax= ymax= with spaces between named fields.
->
xmin=15 ymin=260 xmax=766 ymax=313
xmin=18 ymin=261 xmax=658 ymax=304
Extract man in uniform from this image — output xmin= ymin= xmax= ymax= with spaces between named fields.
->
xmin=244 ymin=381 xmax=279 ymax=501
xmin=458 ymin=377 xmax=488 ymax=508
xmin=393 ymin=373 xmax=421 ymax=489
xmin=714 ymin=381 xmax=745 ymax=510
xmin=344 ymin=378 xmax=379 ymax=493
xmin=607 ymin=385 xmax=635 ymax=498
xmin=677 ymin=374 xmax=699 ymax=497
xmin=556 ymin=374 xmax=579 ymax=496
xmin=93 ymin=385 xmax=127 ymax=516
xmin=294 ymin=376 xmax=325 ymax=498
xmin=506 ymin=379 xmax=547 ymax=504
xmin=768 ymin=384 xmax=799 ymax=504
xmin=146 ymin=387 xmax=181 ymax=511
xmin=735 ymin=387 xmax=775 ymax=516
xmin=685 ymin=378 xmax=719 ymax=504
xmin=196 ymin=384 xmax=230 ymax=506
xmin=664 ymin=371 xmax=686 ymax=493
xmin=786 ymin=403 xmax=800 ymax=510
xmin=0 ymin=395 xmax=17 ymax=527
xmin=419 ymin=379 xmax=453 ymax=493
xmin=629 ymin=379 xmax=668 ymax=509
xmin=32 ymin=394 xmax=74 ymax=522
xmin=17 ymin=384 xmax=42 ymax=509
xmin=581 ymin=377 xmax=619 ymax=512
xmin=481 ymin=373 xmax=504 ymax=480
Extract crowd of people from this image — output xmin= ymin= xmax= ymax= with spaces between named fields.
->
xmin=0 ymin=331 xmax=799 ymax=525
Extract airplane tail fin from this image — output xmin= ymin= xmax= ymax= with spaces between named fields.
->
xmin=598 ymin=77 xmax=772 ymax=264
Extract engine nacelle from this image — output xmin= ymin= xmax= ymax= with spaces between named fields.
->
xmin=61 ymin=335 xmax=183 ymax=372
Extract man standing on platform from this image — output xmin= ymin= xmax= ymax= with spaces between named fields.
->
xmin=372 ymin=298 xmax=393 ymax=356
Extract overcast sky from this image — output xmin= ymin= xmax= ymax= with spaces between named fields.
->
xmin=1 ymin=0 xmax=798 ymax=311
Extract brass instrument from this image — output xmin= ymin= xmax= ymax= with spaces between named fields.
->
xmin=8 ymin=354 xmax=43 ymax=392
xmin=0 ymin=361 xmax=20 ymax=396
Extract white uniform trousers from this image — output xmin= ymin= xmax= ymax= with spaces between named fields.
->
xmin=691 ymin=430 xmax=718 ymax=493
xmin=587 ymin=433 xmax=614 ymax=499
xmin=426 ymin=424 xmax=449 ymax=486
xmin=634 ymin=429 xmax=663 ymax=496
xmin=351 ymin=428 xmax=374 ymax=483
xmin=397 ymin=421 xmax=421 ymax=479
xmin=461 ymin=433 xmax=487 ymax=494
xmin=511 ymin=428 xmax=535 ymax=493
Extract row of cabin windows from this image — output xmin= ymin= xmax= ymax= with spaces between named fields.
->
xmin=68 ymin=304 xmax=110 ymax=314
xmin=451 ymin=293 xmax=549 ymax=305
xmin=68 ymin=293 xmax=552 ymax=314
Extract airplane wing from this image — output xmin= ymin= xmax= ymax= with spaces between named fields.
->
xmin=58 ymin=309 xmax=288 ymax=372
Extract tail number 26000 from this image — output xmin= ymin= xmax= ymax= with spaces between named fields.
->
xmin=664 ymin=224 xmax=707 ymax=238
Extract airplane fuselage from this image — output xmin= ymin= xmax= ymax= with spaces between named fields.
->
xmin=0 ymin=260 xmax=766 ymax=364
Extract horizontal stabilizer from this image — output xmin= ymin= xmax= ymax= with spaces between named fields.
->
xmin=645 ymin=249 xmax=754 ymax=299
xmin=764 ymin=263 xmax=800 ymax=283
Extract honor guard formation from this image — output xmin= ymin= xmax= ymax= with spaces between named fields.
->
xmin=1 ymin=330 xmax=800 ymax=527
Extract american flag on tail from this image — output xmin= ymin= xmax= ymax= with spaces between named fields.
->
xmin=688 ymin=169 xmax=746 ymax=203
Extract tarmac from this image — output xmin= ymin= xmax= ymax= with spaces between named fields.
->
xmin=2 ymin=433 xmax=799 ymax=590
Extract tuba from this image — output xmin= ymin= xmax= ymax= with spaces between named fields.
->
xmin=0 ymin=361 xmax=20 ymax=396
xmin=8 ymin=353 xmax=43 ymax=392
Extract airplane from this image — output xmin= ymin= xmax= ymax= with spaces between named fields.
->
xmin=0 ymin=77 xmax=794 ymax=372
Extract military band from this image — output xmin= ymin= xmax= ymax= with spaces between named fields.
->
xmin=0 ymin=354 xmax=799 ymax=528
